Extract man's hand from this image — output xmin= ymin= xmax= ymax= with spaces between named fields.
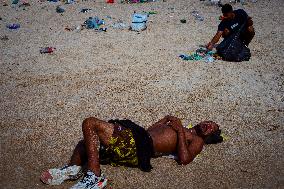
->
xmin=206 ymin=42 xmax=214 ymax=51
xmin=165 ymin=116 xmax=183 ymax=132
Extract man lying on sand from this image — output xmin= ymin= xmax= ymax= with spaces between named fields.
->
xmin=206 ymin=4 xmax=255 ymax=50
xmin=40 ymin=116 xmax=223 ymax=189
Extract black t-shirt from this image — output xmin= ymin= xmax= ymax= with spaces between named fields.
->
xmin=218 ymin=9 xmax=248 ymax=33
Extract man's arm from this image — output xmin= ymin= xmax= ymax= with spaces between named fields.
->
xmin=206 ymin=31 xmax=223 ymax=50
xmin=247 ymin=17 xmax=253 ymax=26
xmin=169 ymin=118 xmax=204 ymax=165
xmin=147 ymin=115 xmax=173 ymax=130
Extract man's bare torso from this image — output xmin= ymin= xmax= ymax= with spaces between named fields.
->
xmin=147 ymin=124 xmax=179 ymax=156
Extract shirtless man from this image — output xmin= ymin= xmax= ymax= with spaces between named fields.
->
xmin=40 ymin=116 xmax=223 ymax=189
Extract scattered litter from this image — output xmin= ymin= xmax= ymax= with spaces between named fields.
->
xmin=179 ymin=46 xmax=218 ymax=63
xmin=106 ymin=0 xmax=114 ymax=3
xmin=220 ymin=133 xmax=229 ymax=141
xmin=65 ymin=25 xmax=83 ymax=32
xmin=180 ymin=19 xmax=186 ymax=23
xmin=6 ymin=23 xmax=20 ymax=30
xmin=56 ymin=6 xmax=65 ymax=13
xmin=111 ymin=20 xmax=129 ymax=30
xmin=148 ymin=11 xmax=158 ymax=15
xmin=80 ymin=8 xmax=92 ymax=13
xmin=47 ymin=0 xmax=58 ymax=2
xmin=191 ymin=11 xmax=204 ymax=21
xmin=84 ymin=17 xmax=105 ymax=29
xmin=19 ymin=1 xmax=31 ymax=7
xmin=130 ymin=13 xmax=148 ymax=31
xmin=12 ymin=0 xmax=19 ymax=4
xmin=65 ymin=0 xmax=74 ymax=4
xmin=121 ymin=0 xmax=159 ymax=3
xmin=83 ymin=17 xmax=107 ymax=32
xmin=1 ymin=35 xmax=9 ymax=41
xmin=40 ymin=47 xmax=56 ymax=54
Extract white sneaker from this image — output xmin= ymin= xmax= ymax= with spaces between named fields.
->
xmin=40 ymin=165 xmax=83 ymax=185
xmin=70 ymin=170 xmax=108 ymax=189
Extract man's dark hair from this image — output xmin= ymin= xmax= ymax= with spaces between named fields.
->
xmin=204 ymin=129 xmax=223 ymax=144
xmin=221 ymin=4 xmax=233 ymax=14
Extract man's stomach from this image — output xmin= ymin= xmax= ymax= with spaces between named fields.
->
xmin=147 ymin=125 xmax=178 ymax=156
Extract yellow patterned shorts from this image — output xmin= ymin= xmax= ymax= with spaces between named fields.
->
xmin=99 ymin=124 xmax=138 ymax=167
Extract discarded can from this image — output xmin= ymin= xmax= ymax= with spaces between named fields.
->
xmin=6 ymin=23 xmax=20 ymax=30
xmin=40 ymin=47 xmax=56 ymax=54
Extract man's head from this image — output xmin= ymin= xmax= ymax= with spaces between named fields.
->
xmin=221 ymin=4 xmax=234 ymax=20
xmin=194 ymin=121 xmax=223 ymax=144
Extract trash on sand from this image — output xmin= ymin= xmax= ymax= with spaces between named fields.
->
xmin=12 ymin=0 xmax=19 ymax=4
xmin=111 ymin=20 xmax=129 ymax=30
xmin=122 ymin=0 xmax=157 ymax=3
xmin=80 ymin=8 xmax=92 ymax=13
xmin=220 ymin=133 xmax=229 ymax=141
xmin=180 ymin=19 xmax=186 ymax=23
xmin=6 ymin=23 xmax=20 ymax=29
xmin=65 ymin=0 xmax=74 ymax=4
xmin=19 ymin=1 xmax=31 ymax=7
xmin=179 ymin=46 xmax=217 ymax=62
xmin=148 ymin=11 xmax=158 ymax=15
xmin=1 ymin=35 xmax=9 ymax=41
xmin=191 ymin=10 xmax=204 ymax=21
xmin=130 ymin=13 xmax=148 ymax=31
xmin=47 ymin=0 xmax=58 ymax=2
xmin=40 ymin=47 xmax=56 ymax=54
xmin=84 ymin=17 xmax=105 ymax=29
xmin=56 ymin=6 xmax=65 ymax=13
xmin=106 ymin=0 xmax=114 ymax=3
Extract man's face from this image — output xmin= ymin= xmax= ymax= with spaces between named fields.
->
xmin=223 ymin=12 xmax=234 ymax=20
xmin=195 ymin=121 xmax=220 ymax=137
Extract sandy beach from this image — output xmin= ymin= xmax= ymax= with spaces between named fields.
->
xmin=1 ymin=0 xmax=283 ymax=188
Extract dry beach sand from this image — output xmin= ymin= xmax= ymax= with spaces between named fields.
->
xmin=0 ymin=0 xmax=283 ymax=188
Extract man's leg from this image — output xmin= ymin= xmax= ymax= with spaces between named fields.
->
xmin=241 ymin=26 xmax=255 ymax=46
xmin=40 ymin=117 xmax=114 ymax=186
xmin=80 ymin=117 xmax=114 ymax=176
xmin=69 ymin=140 xmax=87 ymax=167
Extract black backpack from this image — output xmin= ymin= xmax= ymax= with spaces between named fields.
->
xmin=216 ymin=22 xmax=251 ymax=62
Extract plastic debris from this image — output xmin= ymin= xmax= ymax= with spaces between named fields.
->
xmin=6 ymin=23 xmax=20 ymax=30
xmin=84 ymin=17 xmax=105 ymax=29
xmin=12 ymin=0 xmax=19 ymax=4
xmin=111 ymin=20 xmax=129 ymax=30
xmin=40 ymin=47 xmax=56 ymax=54
xmin=130 ymin=13 xmax=148 ymax=31
xmin=180 ymin=19 xmax=186 ymax=23
xmin=65 ymin=0 xmax=74 ymax=4
xmin=148 ymin=11 xmax=158 ymax=15
xmin=191 ymin=11 xmax=204 ymax=21
xmin=220 ymin=133 xmax=229 ymax=141
xmin=180 ymin=46 xmax=217 ymax=62
xmin=80 ymin=8 xmax=92 ymax=13
xmin=56 ymin=6 xmax=65 ymax=13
